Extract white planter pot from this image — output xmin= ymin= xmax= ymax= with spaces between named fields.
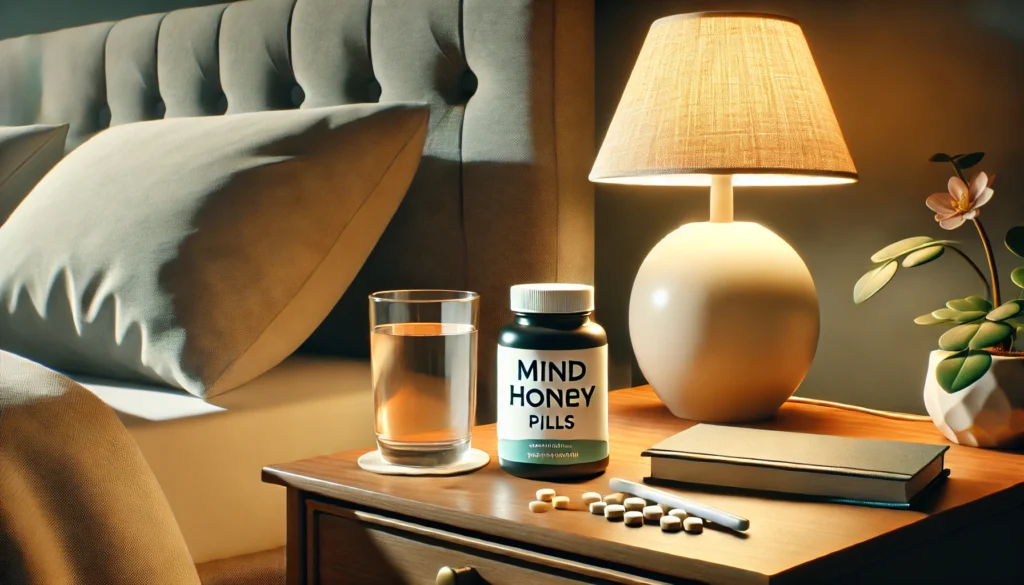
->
xmin=923 ymin=350 xmax=1024 ymax=448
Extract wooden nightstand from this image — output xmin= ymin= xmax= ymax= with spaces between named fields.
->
xmin=262 ymin=387 xmax=1024 ymax=584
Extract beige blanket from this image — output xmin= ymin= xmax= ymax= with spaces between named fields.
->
xmin=0 ymin=350 xmax=200 ymax=585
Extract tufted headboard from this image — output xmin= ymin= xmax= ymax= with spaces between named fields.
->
xmin=0 ymin=0 xmax=594 ymax=421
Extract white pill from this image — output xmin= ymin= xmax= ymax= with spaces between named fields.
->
xmin=603 ymin=492 xmax=626 ymax=505
xmin=623 ymin=497 xmax=646 ymax=512
xmin=582 ymin=492 xmax=602 ymax=505
xmin=529 ymin=500 xmax=551 ymax=513
xmin=536 ymin=488 xmax=556 ymax=502
xmin=551 ymin=496 xmax=570 ymax=509
xmin=604 ymin=504 xmax=625 ymax=520
xmin=660 ymin=515 xmax=683 ymax=532
xmin=668 ymin=509 xmax=689 ymax=520
xmin=624 ymin=511 xmax=644 ymax=526
xmin=683 ymin=517 xmax=704 ymax=533
xmin=642 ymin=505 xmax=664 ymax=523
xmin=589 ymin=501 xmax=607 ymax=515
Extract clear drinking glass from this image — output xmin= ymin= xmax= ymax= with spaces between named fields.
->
xmin=369 ymin=290 xmax=479 ymax=466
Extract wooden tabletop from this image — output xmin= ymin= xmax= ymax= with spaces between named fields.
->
xmin=263 ymin=386 xmax=1024 ymax=584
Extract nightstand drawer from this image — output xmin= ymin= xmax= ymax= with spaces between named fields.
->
xmin=306 ymin=501 xmax=672 ymax=585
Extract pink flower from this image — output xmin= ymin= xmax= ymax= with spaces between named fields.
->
xmin=926 ymin=172 xmax=995 ymax=230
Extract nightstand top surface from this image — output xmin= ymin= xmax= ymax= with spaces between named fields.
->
xmin=264 ymin=386 xmax=1024 ymax=584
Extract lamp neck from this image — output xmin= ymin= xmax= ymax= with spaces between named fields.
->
xmin=709 ymin=174 xmax=734 ymax=223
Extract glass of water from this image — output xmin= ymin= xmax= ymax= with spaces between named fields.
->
xmin=369 ymin=290 xmax=479 ymax=467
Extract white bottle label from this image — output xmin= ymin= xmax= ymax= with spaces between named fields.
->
xmin=496 ymin=345 xmax=608 ymax=465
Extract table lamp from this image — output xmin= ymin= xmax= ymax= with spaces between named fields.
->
xmin=591 ymin=12 xmax=857 ymax=422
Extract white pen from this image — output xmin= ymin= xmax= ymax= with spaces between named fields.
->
xmin=609 ymin=478 xmax=750 ymax=532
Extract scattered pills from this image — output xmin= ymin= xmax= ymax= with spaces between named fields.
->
xmin=660 ymin=515 xmax=683 ymax=532
xmin=623 ymin=497 xmax=646 ymax=512
xmin=624 ymin=511 xmax=643 ymax=526
xmin=528 ymin=486 xmax=705 ymax=534
xmin=642 ymin=505 xmax=664 ymax=523
xmin=536 ymin=488 xmax=556 ymax=502
xmin=683 ymin=517 xmax=704 ymax=533
xmin=603 ymin=492 xmax=626 ymax=505
xmin=604 ymin=504 xmax=625 ymax=520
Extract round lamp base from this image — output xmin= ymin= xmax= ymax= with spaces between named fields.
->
xmin=629 ymin=221 xmax=819 ymax=422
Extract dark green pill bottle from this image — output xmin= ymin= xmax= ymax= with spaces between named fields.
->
xmin=497 ymin=284 xmax=609 ymax=479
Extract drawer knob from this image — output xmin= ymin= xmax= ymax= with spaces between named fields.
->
xmin=436 ymin=565 xmax=483 ymax=585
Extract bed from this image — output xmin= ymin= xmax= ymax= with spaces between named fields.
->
xmin=0 ymin=0 xmax=594 ymax=572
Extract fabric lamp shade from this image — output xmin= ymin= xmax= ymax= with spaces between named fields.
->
xmin=591 ymin=12 xmax=857 ymax=187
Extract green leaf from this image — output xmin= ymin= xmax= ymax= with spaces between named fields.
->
xmin=929 ymin=153 xmax=953 ymax=162
xmin=901 ymin=245 xmax=944 ymax=267
xmin=1012 ymin=267 xmax=1024 ymax=288
xmin=955 ymin=310 xmax=987 ymax=323
xmin=936 ymin=350 xmax=992 ymax=393
xmin=939 ymin=321 xmax=1011 ymax=350
xmin=947 ymin=296 xmax=992 ymax=312
xmin=914 ymin=313 xmax=952 ymax=325
xmin=953 ymin=152 xmax=984 ymax=169
xmin=1005 ymin=227 xmax=1024 ymax=258
xmin=870 ymin=236 xmax=934 ymax=263
xmin=939 ymin=323 xmax=980 ymax=351
xmin=932 ymin=307 xmax=961 ymax=320
xmin=987 ymin=301 xmax=1021 ymax=322
xmin=968 ymin=295 xmax=993 ymax=310
xmin=853 ymin=261 xmax=897 ymax=304
xmin=969 ymin=321 xmax=1012 ymax=349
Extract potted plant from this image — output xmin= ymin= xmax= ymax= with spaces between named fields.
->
xmin=854 ymin=152 xmax=1024 ymax=448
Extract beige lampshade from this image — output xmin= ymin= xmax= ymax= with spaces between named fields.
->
xmin=591 ymin=12 xmax=857 ymax=187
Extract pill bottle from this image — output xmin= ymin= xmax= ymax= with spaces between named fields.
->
xmin=496 ymin=283 xmax=608 ymax=479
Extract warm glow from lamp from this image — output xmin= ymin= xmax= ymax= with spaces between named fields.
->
xmin=592 ymin=12 xmax=857 ymax=422
xmin=597 ymin=174 xmax=856 ymax=187
xmin=590 ymin=12 xmax=858 ymax=189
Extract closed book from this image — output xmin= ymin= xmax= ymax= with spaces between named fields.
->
xmin=643 ymin=424 xmax=949 ymax=504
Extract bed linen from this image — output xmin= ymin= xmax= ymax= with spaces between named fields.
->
xmin=0 ymin=350 xmax=201 ymax=585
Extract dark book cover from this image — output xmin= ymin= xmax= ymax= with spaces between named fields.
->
xmin=644 ymin=424 xmax=948 ymax=481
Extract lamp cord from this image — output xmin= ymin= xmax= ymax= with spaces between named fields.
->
xmin=787 ymin=396 xmax=933 ymax=422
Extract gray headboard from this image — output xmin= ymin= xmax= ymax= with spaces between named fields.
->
xmin=0 ymin=0 xmax=595 ymax=420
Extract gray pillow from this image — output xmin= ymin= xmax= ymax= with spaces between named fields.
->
xmin=0 ymin=103 xmax=428 ymax=398
xmin=0 ymin=124 xmax=69 ymax=225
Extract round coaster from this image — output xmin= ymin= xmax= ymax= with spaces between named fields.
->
xmin=357 ymin=448 xmax=490 ymax=476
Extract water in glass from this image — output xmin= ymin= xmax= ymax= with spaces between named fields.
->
xmin=371 ymin=321 xmax=477 ymax=466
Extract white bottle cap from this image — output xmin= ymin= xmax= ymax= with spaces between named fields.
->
xmin=510 ymin=283 xmax=594 ymax=314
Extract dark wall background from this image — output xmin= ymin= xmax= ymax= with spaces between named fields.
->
xmin=596 ymin=0 xmax=1024 ymax=413
xmin=3 ymin=0 xmax=1022 ymax=414
xmin=0 ymin=0 xmax=224 ymax=39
